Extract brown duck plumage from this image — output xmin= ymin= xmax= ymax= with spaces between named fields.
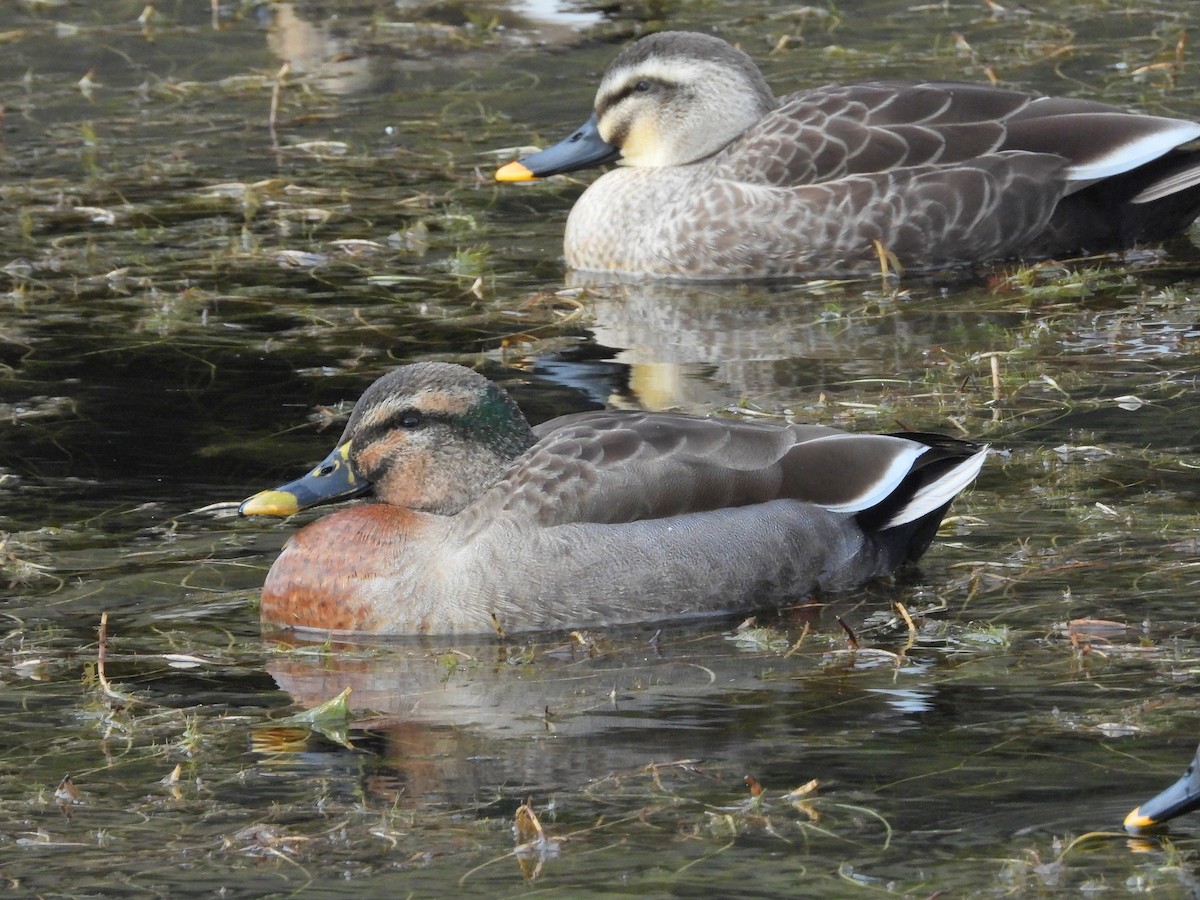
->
xmin=496 ymin=31 xmax=1200 ymax=279
xmin=240 ymin=362 xmax=986 ymax=636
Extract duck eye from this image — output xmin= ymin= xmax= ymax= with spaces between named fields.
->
xmin=398 ymin=412 xmax=424 ymax=429
xmin=635 ymin=80 xmax=653 ymax=93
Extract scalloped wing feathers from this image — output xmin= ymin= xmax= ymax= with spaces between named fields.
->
xmin=478 ymin=412 xmax=981 ymax=534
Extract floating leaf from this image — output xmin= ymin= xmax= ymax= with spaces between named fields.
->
xmin=55 ymin=775 xmax=80 ymax=805
xmin=274 ymin=250 xmax=329 ymax=268
xmin=513 ymin=798 xmax=544 ymax=845
xmin=281 ymin=687 xmax=353 ymax=748
xmin=513 ymin=799 xmax=558 ymax=881
xmin=1052 ymin=444 xmax=1114 ymax=462
xmin=1113 ymin=394 xmax=1145 ymax=411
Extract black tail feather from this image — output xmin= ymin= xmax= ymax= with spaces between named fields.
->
xmin=855 ymin=432 xmax=982 ymax=566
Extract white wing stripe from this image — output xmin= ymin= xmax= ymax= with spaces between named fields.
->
xmin=1131 ymin=164 xmax=1200 ymax=203
xmin=885 ymin=446 xmax=988 ymax=528
xmin=1065 ymin=122 xmax=1200 ymax=187
xmin=818 ymin=437 xmax=929 ymax=514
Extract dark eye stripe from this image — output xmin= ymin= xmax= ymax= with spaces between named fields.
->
xmin=613 ymin=79 xmax=659 ymax=104
xmin=598 ymin=77 xmax=672 ymax=118
xmin=355 ymin=409 xmax=451 ymax=447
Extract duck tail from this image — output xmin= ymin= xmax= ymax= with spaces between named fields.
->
xmin=1036 ymin=146 xmax=1200 ymax=253
xmin=857 ymin=435 xmax=987 ymax=565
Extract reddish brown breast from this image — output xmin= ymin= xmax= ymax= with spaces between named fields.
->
xmin=259 ymin=504 xmax=422 ymax=634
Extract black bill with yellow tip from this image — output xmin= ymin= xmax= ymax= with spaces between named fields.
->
xmin=239 ymin=441 xmax=371 ymax=517
xmin=1125 ymin=743 xmax=1200 ymax=831
xmin=495 ymin=114 xmax=621 ymax=182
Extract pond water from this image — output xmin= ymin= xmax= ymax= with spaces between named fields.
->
xmin=3 ymin=0 xmax=1200 ymax=895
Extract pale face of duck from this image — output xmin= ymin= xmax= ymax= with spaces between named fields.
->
xmin=495 ymin=32 xmax=779 ymax=180
xmin=594 ymin=31 xmax=778 ymax=167
xmin=240 ymin=363 xmax=536 ymax=518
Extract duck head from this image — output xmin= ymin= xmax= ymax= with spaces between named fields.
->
xmin=496 ymin=31 xmax=778 ymax=179
xmin=240 ymin=363 xmax=536 ymax=518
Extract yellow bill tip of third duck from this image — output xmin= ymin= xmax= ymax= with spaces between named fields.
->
xmin=239 ymin=489 xmax=300 ymax=517
xmin=495 ymin=160 xmax=536 ymax=182
xmin=1124 ymin=806 xmax=1156 ymax=832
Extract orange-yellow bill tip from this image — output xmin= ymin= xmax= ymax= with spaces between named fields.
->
xmin=495 ymin=160 xmax=536 ymax=182
xmin=239 ymin=489 xmax=301 ymax=517
xmin=1124 ymin=806 xmax=1155 ymax=832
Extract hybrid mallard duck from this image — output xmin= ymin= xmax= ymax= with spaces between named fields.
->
xmin=239 ymin=362 xmax=985 ymax=636
xmin=496 ymin=31 xmax=1200 ymax=279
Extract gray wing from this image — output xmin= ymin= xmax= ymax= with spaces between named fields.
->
xmin=719 ymin=82 xmax=1021 ymax=186
xmin=477 ymin=411 xmax=936 ymax=527
xmin=721 ymin=81 xmax=1200 ymax=196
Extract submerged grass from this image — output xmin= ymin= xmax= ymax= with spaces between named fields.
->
xmin=2 ymin=0 xmax=1200 ymax=894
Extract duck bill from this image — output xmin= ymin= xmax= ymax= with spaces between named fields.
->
xmin=495 ymin=115 xmax=621 ymax=181
xmin=1125 ymin=743 xmax=1200 ymax=831
xmin=239 ymin=441 xmax=371 ymax=517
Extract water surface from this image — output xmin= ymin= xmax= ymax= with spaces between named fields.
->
xmin=3 ymin=0 xmax=1200 ymax=894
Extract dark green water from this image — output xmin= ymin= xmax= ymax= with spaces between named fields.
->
xmin=3 ymin=0 xmax=1200 ymax=895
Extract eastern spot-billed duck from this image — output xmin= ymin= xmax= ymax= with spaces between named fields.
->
xmin=496 ymin=31 xmax=1200 ymax=279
